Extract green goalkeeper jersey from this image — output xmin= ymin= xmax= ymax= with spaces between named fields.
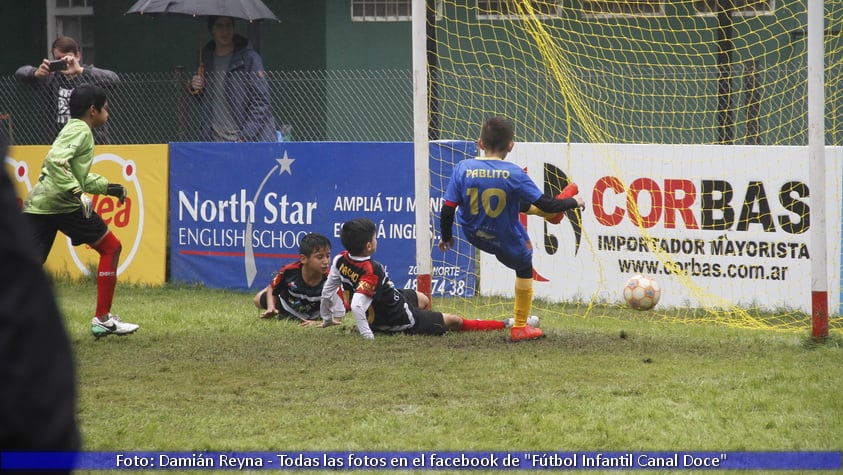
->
xmin=23 ymin=118 xmax=109 ymax=215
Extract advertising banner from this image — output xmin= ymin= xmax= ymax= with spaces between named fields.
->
xmin=473 ymin=143 xmax=842 ymax=313
xmin=5 ymin=145 xmax=168 ymax=284
xmin=169 ymin=142 xmax=474 ymax=294
xmin=426 ymin=140 xmax=477 ymax=297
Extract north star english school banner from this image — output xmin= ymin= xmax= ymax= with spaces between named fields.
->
xmin=5 ymin=145 xmax=168 ymax=285
xmin=168 ymin=142 xmax=475 ymax=295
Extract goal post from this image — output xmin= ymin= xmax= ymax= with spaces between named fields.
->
xmin=412 ymin=0 xmax=432 ymax=299
xmin=413 ymin=0 xmax=840 ymax=335
xmin=807 ymin=0 xmax=829 ymax=340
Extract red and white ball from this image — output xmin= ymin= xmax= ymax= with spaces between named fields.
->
xmin=623 ymin=274 xmax=661 ymax=311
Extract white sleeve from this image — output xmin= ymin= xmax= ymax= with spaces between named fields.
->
xmin=320 ymin=258 xmax=343 ymax=322
xmin=350 ymin=293 xmax=375 ymax=340
xmin=326 ymin=288 xmax=346 ymax=318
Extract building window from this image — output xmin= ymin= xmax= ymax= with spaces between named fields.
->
xmin=352 ymin=0 xmax=412 ymax=21
xmin=47 ymin=0 xmax=96 ymax=63
xmin=477 ymin=0 xmax=560 ymax=19
xmin=581 ymin=0 xmax=665 ymax=17
xmin=694 ymin=0 xmax=773 ymax=15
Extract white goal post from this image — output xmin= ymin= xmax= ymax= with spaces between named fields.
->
xmin=412 ymin=0 xmax=433 ymax=299
xmin=807 ymin=0 xmax=829 ymax=340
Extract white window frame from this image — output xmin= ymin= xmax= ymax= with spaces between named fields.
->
xmin=350 ymin=0 xmax=444 ymax=22
xmin=46 ymin=0 xmax=94 ymax=57
xmin=351 ymin=0 xmax=413 ymax=22
xmin=476 ymin=0 xmax=561 ymax=20
xmin=581 ymin=0 xmax=666 ymax=18
xmin=694 ymin=0 xmax=775 ymax=16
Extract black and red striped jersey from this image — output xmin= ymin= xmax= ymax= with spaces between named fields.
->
xmin=331 ymin=251 xmax=412 ymax=328
xmin=269 ymin=261 xmax=326 ymax=320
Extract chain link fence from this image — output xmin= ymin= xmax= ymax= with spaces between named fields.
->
xmin=5 ymin=66 xmax=841 ymax=147
xmin=0 ymin=69 xmax=414 ymax=145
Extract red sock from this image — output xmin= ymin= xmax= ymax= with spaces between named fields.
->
xmin=460 ymin=318 xmax=506 ymax=331
xmin=92 ymin=231 xmax=122 ymax=318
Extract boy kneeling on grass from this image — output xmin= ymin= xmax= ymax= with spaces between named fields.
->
xmin=253 ymin=232 xmax=346 ymax=326
xmin=320 ymin=218 xmax=538 ymax=340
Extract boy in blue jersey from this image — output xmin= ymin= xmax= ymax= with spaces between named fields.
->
xmin=438 ymin=116 xmax=585 ymax=341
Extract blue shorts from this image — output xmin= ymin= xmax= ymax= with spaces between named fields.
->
xmin=465 ymin=228 xmax=533 ymax=275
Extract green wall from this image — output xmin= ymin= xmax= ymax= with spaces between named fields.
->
xmin=0 ymin=1 xmax=48 ymax=75
xmin=325 ymin=3 xmax=411 ymax=69
xmin=324 ymin=2 xmax=413 ymax=141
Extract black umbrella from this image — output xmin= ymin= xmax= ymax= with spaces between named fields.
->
xmin=126 ymin=0 xmax=279 ymax=22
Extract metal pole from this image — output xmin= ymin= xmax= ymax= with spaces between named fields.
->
xmin=412 ymin=0 xmax=432 ymax=300
xmin=807 ymin=0 xmax=828 ymax=340
xmin=744 ymin=60 xmax=760 ymax=145
xmin=427 ymin=0 xmax=439 ymax=142
xmin=716 ymin=0 xmax=735 ymax=144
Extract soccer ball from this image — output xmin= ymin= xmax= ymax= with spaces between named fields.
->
xmin=623 ymin=274 xmax=661 ymax=311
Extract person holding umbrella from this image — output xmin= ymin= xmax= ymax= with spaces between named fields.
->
xmin=189 ymin=15 xmax=277 ymax=142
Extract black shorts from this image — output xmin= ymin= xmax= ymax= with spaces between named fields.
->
xmin=398 ymin=289 xmax=446 ymax=336
xmin=23 ymin=210 xmax=108 ymax=262
xmin=408 ymin=307 xmax=447 ymax=336
xmin=400 ymin=288 xmax=419 ymax=308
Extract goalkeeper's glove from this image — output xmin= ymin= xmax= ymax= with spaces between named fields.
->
xmin=74 ymin=190 xmax=92 ymax=218
xmin=106 ymin=183 xmax=127 ymax=204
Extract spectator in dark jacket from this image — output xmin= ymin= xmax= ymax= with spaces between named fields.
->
xmin=15 ymin=36 xmax=119 ymax=144
xmin=189 ymin=16 xmax=277 ymax=142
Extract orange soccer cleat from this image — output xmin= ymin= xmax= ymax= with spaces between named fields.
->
xmin=510 ymin=325 xmax=545 ymax=342
xmin=547 ymin=183 xmax=579 ymax=225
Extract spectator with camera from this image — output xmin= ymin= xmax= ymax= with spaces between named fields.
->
xmin=15 ymin=36 xmax=119 ymax=143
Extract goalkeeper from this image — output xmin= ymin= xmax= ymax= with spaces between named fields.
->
xmin=438 ymin=116 xmax=585 ymax=342
xmin=22 ymin=84 xmax=139 ymax=339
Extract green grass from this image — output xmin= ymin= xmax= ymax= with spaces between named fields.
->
xmin=53 ymin=279 xmax=842 ymax=474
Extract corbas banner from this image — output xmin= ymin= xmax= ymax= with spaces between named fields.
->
xmin=480 ymin=143 xmax=841 ymax=313
xmin=169 ymin=142 xmax=475 ymax=295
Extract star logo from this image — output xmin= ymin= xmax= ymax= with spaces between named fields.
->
xmin=276 ymin=151 xmax=295 ymax=175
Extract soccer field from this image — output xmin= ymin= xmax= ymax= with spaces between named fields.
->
xmin=55 ymin=279 xmax=841 ymax=475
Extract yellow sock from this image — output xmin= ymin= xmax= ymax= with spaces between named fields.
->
xmin=526 ymin=204 xmax=555 ymax=220
xmin=513 ymin=277 xmax=533 ymax=327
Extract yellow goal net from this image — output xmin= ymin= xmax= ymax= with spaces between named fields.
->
xmin=422 ymin=0 xmax=843 ymax=332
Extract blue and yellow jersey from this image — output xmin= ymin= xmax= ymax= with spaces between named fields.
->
xmin=443 ymin=157 xmax=542 ymax=241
